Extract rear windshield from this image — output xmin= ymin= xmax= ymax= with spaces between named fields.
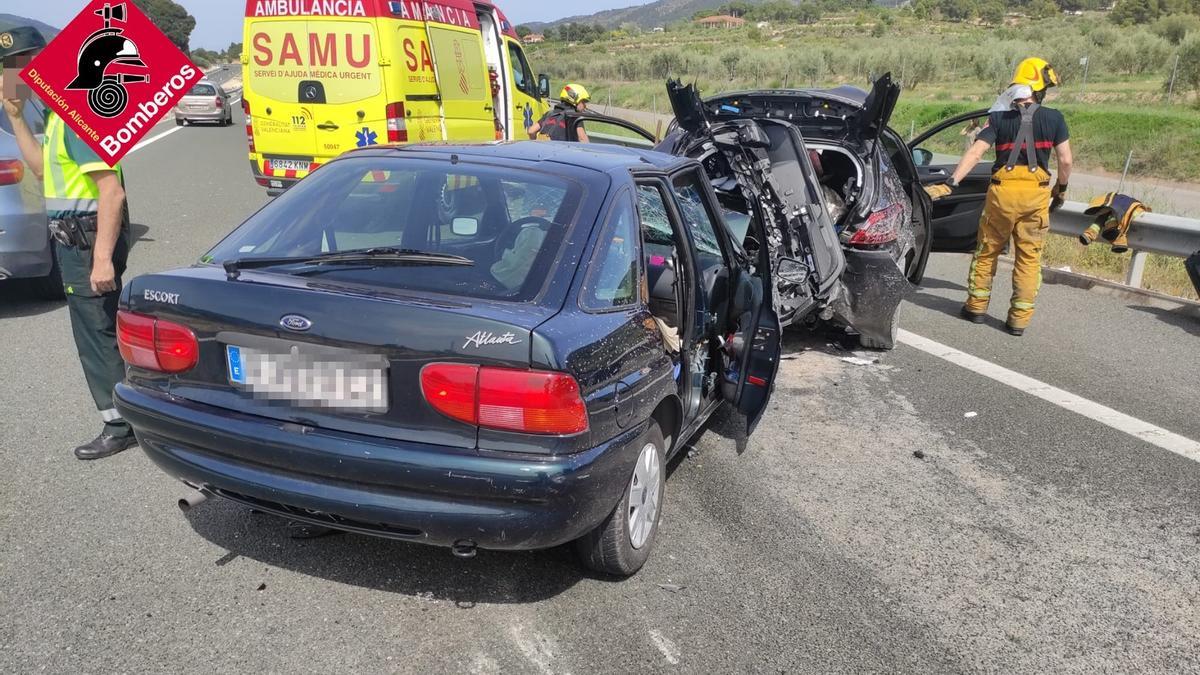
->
xmin=189 ymin=84 xmax=217 ymax=96
xmin=205 ymin=157 xmax=585 ymax=303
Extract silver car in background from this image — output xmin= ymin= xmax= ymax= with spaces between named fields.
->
xmin=0 ymin=97 xmax=60 ymax=299
xmin=175 ymin=81 xmax=233 ymax=126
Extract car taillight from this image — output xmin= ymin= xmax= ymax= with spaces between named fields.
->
xmin=0 ymin=159 xmax=24 ymax=186
xmin=420 ymin=363 xmax=588 ymax=435
xmin=117 ymin=310 xmax=199 ymax=373
xmin=243 ymin=98 xmax=255 ymax=153
xmin=215 ymin=96 xmax=223 ymax=108
xmin=848 ymin=203 xmax=904 ymax=246
xmin=385 ymin=102 xmax=408 ymax=143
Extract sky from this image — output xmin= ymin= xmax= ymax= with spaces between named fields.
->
xmin=5 ymin=0 xmax=651 ymax=50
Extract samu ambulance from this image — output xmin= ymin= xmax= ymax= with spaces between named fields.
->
xmin=242 ymin=0 xmax=552 ymax=193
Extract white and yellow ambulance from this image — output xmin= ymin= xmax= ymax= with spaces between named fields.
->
xmin=242 ymin=0 xmax=552 ymax=193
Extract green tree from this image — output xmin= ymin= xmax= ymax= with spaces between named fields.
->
xmin=797 ymin=3 xmax=822 ymax=24
xmin=720 ymin=50 xmax=742 ymax=80
xmin=131 ymin=0 xmax=196 ymax=52
xmin=1109 ymin=0 xmax=1161 ymax=25
xmin=1175 ymin=31 xmax=1200 ymax=101
xmin=224 ymin=41 xmax=242 ymax=62
xmin=1027 ymin=0 xmax=1059 ymax=18
xmin=649 ymin=49 xmax=682 ymax=78
xmin=979 ymin=1 xmax=1005 ymax=25
xmin=939 ymin=0 xmax=976 ymax=21
xmin=515 ymin=25 xmax=532 ymax=39
xmin=1151 ymin=14 xmax=1200 ymax=44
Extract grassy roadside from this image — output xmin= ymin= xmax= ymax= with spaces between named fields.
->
xmin=1041 ymin=235 xmax=1198 ymax=300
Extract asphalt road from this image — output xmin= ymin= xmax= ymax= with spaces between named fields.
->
xmin=1 ymin=99 xmax=1199 ymax=673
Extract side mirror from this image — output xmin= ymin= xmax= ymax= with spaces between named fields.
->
xmin=912 ymin=147 xmax=933 ymax=167
xmin=537 ymin=74 xmax=551 ymax=99
xmin=451 ymin=217 xmax=479 ymax=237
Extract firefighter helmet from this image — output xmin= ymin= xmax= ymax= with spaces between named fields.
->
xmin=1011 ymin=57 xmax=1059 ymax=92
xmin=560 ymin=83 xmax=590 ymax=107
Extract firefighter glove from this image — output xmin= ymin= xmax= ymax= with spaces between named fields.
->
xmin=924 ymin=178 xmax=958 ymax=202
xmin=1050 ymin=183 xmax=1067 ymax=212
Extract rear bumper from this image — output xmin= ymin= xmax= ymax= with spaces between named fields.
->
xmin=248 ymin=160 xmax=296 ymax=197
xmin=114 ymin=383 xmax=643 ymax=551
xmin=176 ymin=109 xmax=226 ymax=122
xmin=0 ymin=212 xmax=52 ymax=280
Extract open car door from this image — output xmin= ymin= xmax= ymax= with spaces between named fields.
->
xmin=705 ymin=183 xmax=782 ymax=437
xmin=564 ymin=110 xmax=658 ymax=149
xmin=909 ymin=109 xmax=992 ymax=252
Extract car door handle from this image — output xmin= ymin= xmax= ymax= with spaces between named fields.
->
xmin=928 ymin=168 xmax=947 ymax=175
xmin=316 ymin=122 xmax=339 ymax=131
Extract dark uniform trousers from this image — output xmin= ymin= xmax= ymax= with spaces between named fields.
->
xmin=56 ymin=227 xmax=131 ymax=437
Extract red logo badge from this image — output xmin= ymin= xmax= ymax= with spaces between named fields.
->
xmin=19 ymin=1 xmax=201 ymax=165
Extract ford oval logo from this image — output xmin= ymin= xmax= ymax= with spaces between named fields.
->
xmin=280 ymin=314 xmax=312 ymax=332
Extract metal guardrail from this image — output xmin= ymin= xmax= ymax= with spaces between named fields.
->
xmin=1050 ymin=201 xmax=1200 ymax=287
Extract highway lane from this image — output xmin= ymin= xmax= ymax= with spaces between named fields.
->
xmin=1 ymin=104 xmax=1199 ymax=673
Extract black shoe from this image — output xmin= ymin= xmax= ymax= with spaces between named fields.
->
xmin=74 ymin=433 xmax=138 ymax=460
xmin=960 ymin=307 xmax=987 ymax=324
xmin=1005 ymin=323 xmax=1025 ymax=336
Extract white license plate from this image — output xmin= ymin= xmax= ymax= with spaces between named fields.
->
xmin=226 ymin=345 xmax=388 ymax=411
xmin=269 ymin=159 xmax=311 ymax=172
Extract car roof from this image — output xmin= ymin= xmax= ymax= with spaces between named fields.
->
xmin=347 ymin=141 xmax=691 ymax=174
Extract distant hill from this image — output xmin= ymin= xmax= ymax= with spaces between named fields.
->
xmin=527 ymin=0 xmax=835 ymax=30
xmin=0 ymin=13 xmax=61 ymax=41
xmin=525 ymin=0 xmax=904 ymax=30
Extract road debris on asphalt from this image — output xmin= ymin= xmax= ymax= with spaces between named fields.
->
xmin=657 ymin=583 xmax=686 ymax=593
xmin=841 ymin=357 xmax=878 ymax=366
xmin=964 ymin=412 xmax=979 ymax=418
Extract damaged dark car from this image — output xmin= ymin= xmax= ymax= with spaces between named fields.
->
xmin=589 ymin=76 xmax=993 ymax=349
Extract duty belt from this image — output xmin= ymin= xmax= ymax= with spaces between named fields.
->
xmin=48 ymin=214 xmax=99 ymax=250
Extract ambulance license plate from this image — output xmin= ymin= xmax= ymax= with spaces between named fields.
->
xmin=269 ymin=158 xmax=310 ymax=172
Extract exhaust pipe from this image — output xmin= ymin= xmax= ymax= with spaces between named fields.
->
xmin=178 ymin=488 xmax=210 ymax=513
xmin=451 ymin=539 xmax=477 ymax=559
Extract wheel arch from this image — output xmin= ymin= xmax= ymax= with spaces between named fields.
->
xmin=649 ymin=394 xmax=682 ymax=456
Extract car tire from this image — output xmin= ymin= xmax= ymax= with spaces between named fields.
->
xmin=27 ymin=250 xmax=65 ymax=301
xmin=574 ymin=420 xmax=666 ymax=577
xmin=175 ymin=118 xmax=184 ymax=127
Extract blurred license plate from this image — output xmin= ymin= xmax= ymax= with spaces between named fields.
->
xmin=269 ymin=158 xmax=310 ymax=172
xmin=226 ymin=345 xmax=388 ymax=411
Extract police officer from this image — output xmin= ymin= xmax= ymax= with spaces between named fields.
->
xmin=2 ymin=26 xmax=136 ymax=459
xmin=931 ymin=57 xmax=1073 ymax=336
xmin=527 ymin=83 xmax=591 ymax=142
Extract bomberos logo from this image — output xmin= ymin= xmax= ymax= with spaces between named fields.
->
xmin=20 ymin=0 xmax=202 ymax=165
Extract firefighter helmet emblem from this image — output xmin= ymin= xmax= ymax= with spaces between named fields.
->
xmin=65 ymin=3 xmax=150 ymax=119
xmin=0 ymin=34 xmax=13 ymax=50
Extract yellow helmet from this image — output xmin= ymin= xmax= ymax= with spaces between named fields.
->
xmin=560 ymin=83 xmax=590 ymax=106
xmin=1011 ymin=57 xmax=1060 ymax=92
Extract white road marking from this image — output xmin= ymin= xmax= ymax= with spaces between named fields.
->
xmin=128 ymin=126 xmax=183 ymax=155
xmin=648 ymin=629 xmax=681 ymax=665
xmin=897 ymin=329 xmax=1200 ymax=462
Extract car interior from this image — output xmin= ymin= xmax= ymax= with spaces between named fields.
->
xmin=242 ymin=165 xmax=580 ymax=303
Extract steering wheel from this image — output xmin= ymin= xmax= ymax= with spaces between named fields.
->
xmin=493 ymin=216 xmax=555 ymax=259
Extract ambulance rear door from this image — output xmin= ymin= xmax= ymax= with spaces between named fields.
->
xmin=423 ymin=15 xmax=493 ymax=141
xmin=245 ymin=15 xmax=386 ymax=178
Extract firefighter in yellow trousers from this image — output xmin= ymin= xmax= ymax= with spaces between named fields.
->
xmin=927 ymin=58 xmax=1073 ymax=336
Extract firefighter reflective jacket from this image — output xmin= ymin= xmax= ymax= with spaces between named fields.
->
xmin=1080 ymin=193 xmax=1150 ymax=254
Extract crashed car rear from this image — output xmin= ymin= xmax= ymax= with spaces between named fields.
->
xmin=656 ymin=80 xmax=910 ymax=348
